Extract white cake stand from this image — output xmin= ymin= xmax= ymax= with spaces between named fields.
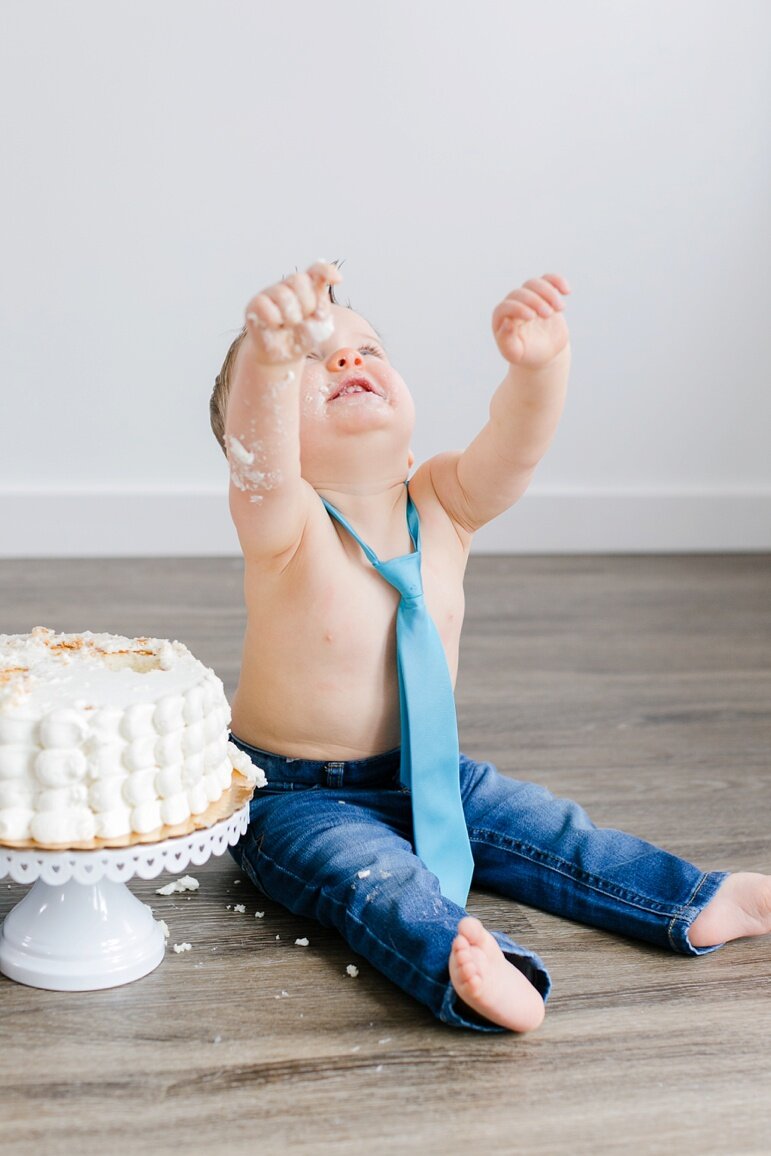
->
xmin=0 ymin=802 xmax=250 ymax=991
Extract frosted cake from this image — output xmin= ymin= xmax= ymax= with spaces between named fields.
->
xmin=0 ymin=626 xmax=264 ymax=847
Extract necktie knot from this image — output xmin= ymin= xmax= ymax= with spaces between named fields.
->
xmin=375 ymin=554 xmax=424 ymax=602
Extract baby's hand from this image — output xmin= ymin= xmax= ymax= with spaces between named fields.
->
xmin=492 ymin=274 xmax=571 ymax=370
xmin=243 ymin=261 xmax=343 ymax=366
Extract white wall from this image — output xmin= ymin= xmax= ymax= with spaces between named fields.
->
xmin=1 ymin=0 xmax=769 ymax=556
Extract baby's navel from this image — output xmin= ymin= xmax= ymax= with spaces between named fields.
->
xmin=323 ymin=630 xmax=334 ymax=643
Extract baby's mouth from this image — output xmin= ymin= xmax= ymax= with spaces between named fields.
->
xmin=328 ymin=374 xmax=385 ymax=401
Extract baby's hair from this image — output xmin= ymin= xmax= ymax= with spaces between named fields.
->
xmin=324 ymin=256 xmax=349 ymax=307
xmin=209 ymin=257 xmax=351 ymax=457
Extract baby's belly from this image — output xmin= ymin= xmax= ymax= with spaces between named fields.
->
xmin=232 ymin=644 xmax=403 ymax=759
xmin=231 ymin=578 xmax=463 ymax=760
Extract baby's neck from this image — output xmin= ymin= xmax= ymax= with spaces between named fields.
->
xmin=315 ymin=478 xmax=410 ymax=552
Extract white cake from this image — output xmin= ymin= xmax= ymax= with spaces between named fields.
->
xmin=0 ymin=626 xmax=263 ymax=846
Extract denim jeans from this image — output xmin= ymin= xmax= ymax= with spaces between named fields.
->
xmin=228 ymin=734 xmax=730 ymax=1033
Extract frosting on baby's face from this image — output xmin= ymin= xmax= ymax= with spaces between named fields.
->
xmin=298 ymin=305 xmax=416 ymax=487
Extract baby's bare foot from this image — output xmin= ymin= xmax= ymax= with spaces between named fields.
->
xmin=448 ymin=916 xmax=545 ymax=1033
xmin=688 ymin=872 xmax=771 ymax=947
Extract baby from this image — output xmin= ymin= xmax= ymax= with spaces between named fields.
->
xmin=210 ymin=259 xmax=771 ymax=1033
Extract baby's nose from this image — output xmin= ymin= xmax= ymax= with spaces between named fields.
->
xmin=326 ymin=347 xmax=364 ymax=372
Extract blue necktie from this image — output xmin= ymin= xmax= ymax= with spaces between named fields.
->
xmin=321 ymin=481 xmax=474 ymax=908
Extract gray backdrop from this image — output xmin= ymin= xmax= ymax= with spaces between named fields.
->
xmin=1 ymin=0 xmax=769 ymax=555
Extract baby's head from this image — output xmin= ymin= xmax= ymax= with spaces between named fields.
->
xmin=211 ymin=268 xmax=415 ymax=491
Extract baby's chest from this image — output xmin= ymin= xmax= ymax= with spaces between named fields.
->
xmin=305 ymin=553 xmax=466 ymax=664
xmin=244 ymin=483 xmax=471 ymax=678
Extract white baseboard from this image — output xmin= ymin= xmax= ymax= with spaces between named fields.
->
xmin=1 ymin=488 xmax=770 ymax=558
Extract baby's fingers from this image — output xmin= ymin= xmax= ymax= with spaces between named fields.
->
xmin=507 ymin=285 xmax=557 ymax=317
xmin=264 ymin=281 xmax=305 ymax=326
xmin=282 ymin=271 xmax=318 ymax=318
xmin=245 ymin=291 xmax=283 ymax=328
xmin=492 ymin=298 xmax=537 ymax=332
xmin=542 ymin=273 xmax=571 ymax=295
xmin=521 ymin=276 xmax=567 ymax=312
xmin=306 ymin=260 xmax=343 ymax=308
xmin=306 ymin=259 xmax=343 ymax=289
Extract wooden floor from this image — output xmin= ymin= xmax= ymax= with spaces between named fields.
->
xmin=1 ymin=554 xmax=770 ymax=1155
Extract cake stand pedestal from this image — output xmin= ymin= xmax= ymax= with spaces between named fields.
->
xmin=0 ymin=802 xmax=249 ymax=991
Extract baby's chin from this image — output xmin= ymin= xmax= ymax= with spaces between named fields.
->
xmin=302 ymin=435 xmax=412 ymax=480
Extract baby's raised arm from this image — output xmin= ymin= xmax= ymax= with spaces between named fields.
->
xmin=224 ymin=261 xmax=342 ymax=563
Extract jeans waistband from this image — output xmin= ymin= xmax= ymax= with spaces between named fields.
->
xmin=229 ymin=732 xmax=403 ymax=789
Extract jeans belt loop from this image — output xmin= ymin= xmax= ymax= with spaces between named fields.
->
xmin=324 ymin=762 xmax=345 ymax=788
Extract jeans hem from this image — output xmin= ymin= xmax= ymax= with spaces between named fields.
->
xmin=667 ymin=869 xmax=732 ymax=955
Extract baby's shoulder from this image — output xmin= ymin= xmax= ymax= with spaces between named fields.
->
xmin=409 ymin=455 xmax=475 ymax=554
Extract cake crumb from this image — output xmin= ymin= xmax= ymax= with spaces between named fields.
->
xmin=233 ymin=904 xmax=246 ymax=914
xmin=173 ymin=942 xmax=192 ymax=953
xmin=295 ymin=937 xmax=309 ymax=946
xmin=227 ymin=741 xmax=268 ymax=787
xmin=274 ymin=990 xmax=289 ymax=999
xmin=357 ymin=869 xmax=371 ymax=879
xmin=158 ymin=919 xmax=170 ymax=939
xmin=227 ymin=434 xmax=255 ymax=466
xmin=156 ymin=875 xmax=199 ymax=896
xmin=346 ymin=964 xmax=359 ymax=977
xmin=255 ymin=911 xmax=265 ymax=919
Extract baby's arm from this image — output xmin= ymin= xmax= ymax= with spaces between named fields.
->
xmin=224 ymin=261 xmax=341 ymax=562
xmin=429 ymin=274 xmax=572 ymax=533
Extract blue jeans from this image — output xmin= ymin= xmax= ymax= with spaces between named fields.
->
xmin=228 ymin=734 xmax=730 ymax=1033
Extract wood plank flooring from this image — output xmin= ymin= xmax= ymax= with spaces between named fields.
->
xmin=1 ymin=554 xmax=770 ymax=1155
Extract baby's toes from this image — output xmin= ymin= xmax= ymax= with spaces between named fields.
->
xmin=451 ymin=932 xmax=472 ymax=966
xmin=458 ymin=915 xmax=505 ymax=964
xmin=457 ymin=915 xmax=488 ymax=949
xmin=451 ymin=936 xmax=482 ymax=984
xmin=462 ymin=966 xmax=484 ymax=996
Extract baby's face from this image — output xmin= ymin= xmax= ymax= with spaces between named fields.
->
xmin=297 ymin=305 xmax=416 ymax=486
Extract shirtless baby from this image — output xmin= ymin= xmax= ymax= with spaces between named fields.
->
xmin=210 ymin=259 xmax=771 ymax=1033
